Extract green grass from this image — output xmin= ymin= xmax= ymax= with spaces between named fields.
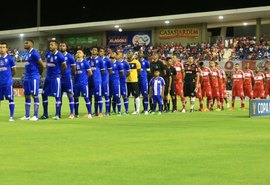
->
xmin=0 ymin=97 xmax=270 ymax=185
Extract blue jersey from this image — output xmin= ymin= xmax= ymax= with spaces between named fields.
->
xmin=120 ymin=59 xmax=130 ymax=83
xmin=45 ymin=51 xmax=65 ymax=78
xmin=0 ymin=54 xmax=16 ymax=86
xmin=149 ymin=77 xmax=165 ymax=96
xmin=101 ymin=56 xmax=112 ymax=83
xmin=74 ymin=59 xmax=90 ymax=86
xmin=23 ymin=48 xmax=41 ymax=79
xmin=88 ymin=56 xmax=104 ymax=82
xmin=110 ymin=60 xmax=123 ymax=81
xmin=139 ymin=58 xmax=150 ymax=81
xmin=62 ymin=52 xmax=75 ymax=82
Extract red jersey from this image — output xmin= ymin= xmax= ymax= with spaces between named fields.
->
xmin=265 ymin=71 xmax=270 ymax=88
xmin=232 ymin=70 xmax=245 ymax=97
xmin=243 ymin=69 xmax=254 ymax=86
xmin=173 ymin=61 xmax=184 ymax=84
xmin=253 ymin=73 xmax=265 ymax=90
xmin=201 ymin=67 xmax=211 ymax=87
xmin=210 ymin=68 xmax=220 ymax=88
xmin=232 ymin=70 xmax=244 ymax=86
xmin=218 ymin=69 xmax=226 ymax=90
xmin=253 ymin=72 xmax=265 ymax=98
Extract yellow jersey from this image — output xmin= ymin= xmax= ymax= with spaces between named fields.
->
xmin=127 ymin=59 xmax=141 ymax=82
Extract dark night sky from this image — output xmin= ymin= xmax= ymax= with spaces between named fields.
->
xmin=1 ymin=0 xmax=270 ymax=31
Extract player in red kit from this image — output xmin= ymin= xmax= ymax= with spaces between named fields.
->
xmin=199 ymin=61 xmax=212 ymax=111
xmin=216 ymin=63 xmax=229 ymax=110
xmin=209 ymin=61 xmax=221 ymax=111
xmin=196 ymin=67 xmax=203 ymax=111
xmin=231 ymin=63 xmax=245 ymax=110
xmin=253 ymin=67 xmax=265 ymax=99
xmin=264 ymin=64 xmax=270 ymax=98
xmin=172 ymin=55 xmax=186 ymax=112
xmin=243 ymin=62 xmax=254 ymax=99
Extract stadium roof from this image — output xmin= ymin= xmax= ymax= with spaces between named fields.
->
xmin=1 ymin=6 xmax=270 ymax=39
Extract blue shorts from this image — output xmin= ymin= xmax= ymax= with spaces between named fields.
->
xmin=24 ymin=78 xmax=40 ymax=96
xmin=61 ymin=77 xmax=73 ymax=94
xmin=110 ymin=80 xmax=121 ymax=98
xmin=42 ymin=77 xmax=61 ymax=98
xmin=152 ymin=95 xmax=163 ymax=105
xmin=74 ymin=84 xmax=89 ymax=98
xmin=139 ymin=80 xmax=148 ymax=96
xmin=88 ymin=81 xmax=102 ymax=97
xmin=0 ymin=85 xmax=14 ymax=100
xmin=102 ymin=80 xmax=109 ymax=97
xmin=120 ymin=82 xmax=127 ymax=96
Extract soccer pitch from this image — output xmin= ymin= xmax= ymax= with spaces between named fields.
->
xmin=0 ymin=97 xmax=270 ymax=185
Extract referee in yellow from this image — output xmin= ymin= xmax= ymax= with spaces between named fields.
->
xmin=126 ymin=51 xmax=141 ymax=115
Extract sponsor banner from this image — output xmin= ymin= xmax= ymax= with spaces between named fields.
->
xmin=256 ymin=59 xmax=270 ymax=71
xmin=66 ymin=36 xmax=98 ymax=45
xmin=249 ymin=99 xmax=270 ymax=117
xmin=242 ymin=60 xmax=257 ymax=70
xmin=159 ymin=28 xmax=199 ymax=39
xmin=106 ymin=31 xmax=151 ymax=47
xmin=199 ymin=59 xmax=242 ymax=72
xmin=193 ymin=59 xmax=269 ymax=72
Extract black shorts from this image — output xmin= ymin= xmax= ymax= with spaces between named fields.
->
xmin=127 ymin=82 xmax=140 ymax=98
xmin=170 ymin=83 xmax=176 ymax=96
xmin=184 ymin=82 xmax=196 ymax=97
xmin=164 ymin=84 xmax=170 ymax=97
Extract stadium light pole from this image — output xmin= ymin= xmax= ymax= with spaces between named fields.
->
xmin=37 ymin=0 xmax=41 ymax=27
xmin=37 ymin=0 xmax=42 ymax=51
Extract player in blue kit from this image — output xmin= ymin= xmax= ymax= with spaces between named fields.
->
xmin=116 ymin=52 xmax=130 ymax=114
xmin=40 ymin=40 xmax=67 ymax=120
xmin=59 ymin=42 xmax=76 ymax=119
xmin=0 ymin=42 xmax=16 ymax=121
xmin=73 ymin=50 xmax=93 ymax=118
xmin=20 ymin=39 xmax=44 ymax=121
xmin=88 ymin=47 xmax=105 ymax=117
xmin=149 ymin=70 xmax=165 ymax=115
xmin=109 ymin=52 xmax=124 ymax=115
xmin=99 ymin=48 xmax=112 ymax=116
xmin=138 ymin=51 xmax=150 ymax=115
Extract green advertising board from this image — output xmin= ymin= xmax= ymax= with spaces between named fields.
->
xmin=67 ymin=36 xmax=98 ymax=45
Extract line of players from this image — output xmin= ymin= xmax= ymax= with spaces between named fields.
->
xmin=2 ymin=39 xmax=269 ymax=121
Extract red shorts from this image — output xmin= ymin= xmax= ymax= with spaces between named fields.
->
xmin=211 ymin=86 xmax=220 ymax=98
xmin=202 ymin=85 xmax=212 ymax=98
xmin=253 ymin=90 xmax=265 ymax=99
xmin=175 ymin=83 xmax=184 ymax=97
xmin=196 ymin=87 xmax=202 ymax=98
xmin=232 ymin=87 xmax=244 ymax=97
xmin=265 ymin=86 xmax=270 ymax=96
xmin=243 ymin=85 xmax=253 ymax=98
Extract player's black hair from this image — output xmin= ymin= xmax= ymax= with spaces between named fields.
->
xmin=25 ymin=39 xmax=34 ymax=44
